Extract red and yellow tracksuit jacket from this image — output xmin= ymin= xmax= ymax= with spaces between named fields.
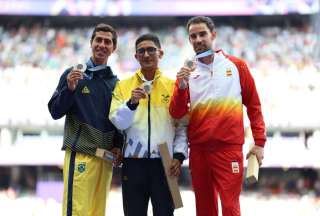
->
xmin=169 ymin=50 xmax=266 ymax=151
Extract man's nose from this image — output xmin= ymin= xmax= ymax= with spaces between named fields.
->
xmin=143 ymin=51 xmax=150 ymax=57
xmin=98 ymin=41 xmax=107 ymax=47
xmin=195 ymin=35 xmax=202 ymax=43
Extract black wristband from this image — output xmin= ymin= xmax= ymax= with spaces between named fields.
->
xmin=126 ymin=99 xmax=139 ymax=110
xmin=173 ymin=153 xmax=185 ymax=165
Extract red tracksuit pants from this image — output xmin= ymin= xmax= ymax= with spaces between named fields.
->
xmin=189 ymin=148 xmax=243 ymax=216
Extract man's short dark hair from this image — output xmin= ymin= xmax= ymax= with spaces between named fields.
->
xmin=135 ymin=33 xmax=161 ymax=50
xmin=90 ymin=23 xmax=117 ymax=49
xmin=186 ymin=16 xmax=215 ymax=32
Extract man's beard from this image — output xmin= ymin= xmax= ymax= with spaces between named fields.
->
xmin=196 ymin=48 xmax=210 ymax=55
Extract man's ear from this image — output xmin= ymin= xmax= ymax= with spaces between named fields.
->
xmin=158 ymin=49 xmax=164 ymax=59
xmin=211 ymin=31 xmax=217 ymax=40
xmin=134 ymin=53 xmax=138 ymax=61
xmin=112 ymin=44 xmax=117 ymax=52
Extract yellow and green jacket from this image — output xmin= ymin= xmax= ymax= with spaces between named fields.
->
xmin=109 ymin=69 xmax=188 ymax=160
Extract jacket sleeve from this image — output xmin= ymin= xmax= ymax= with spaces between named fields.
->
xmin=238 ymin=60 xmax=267 ymax=147
xmin=109 ymin=82 xmax=136 ymax=130
xmin=172 ymin=115 xmax=189 ymax=162
xmin=48 ymin=69 xmax=75 ymax=120
xmin=169 ymin=79 xmax=190 ymax=119
xmin=113 ymin=127 xmax=124 ymax=149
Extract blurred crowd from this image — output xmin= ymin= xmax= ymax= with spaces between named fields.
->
xmin=0 ymin=24 xmax=317 ymax=74
xmin=0 ymin=24 xmax=319 ymax=129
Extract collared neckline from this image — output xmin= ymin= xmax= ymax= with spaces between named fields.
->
xmin=136 ymin=68 xmax=161 ymax=83
xmin=84 ymin=58 xmax=113 ymax=79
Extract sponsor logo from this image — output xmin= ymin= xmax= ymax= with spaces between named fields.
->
xmin=82 ymin=86 xmax=90 ymax=94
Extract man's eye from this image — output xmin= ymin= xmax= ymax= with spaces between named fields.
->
xmin=105 ymin=40 xmax=112 ymax=45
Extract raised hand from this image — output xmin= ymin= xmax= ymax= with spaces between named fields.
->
xmin=177 ymin=61 xmax=196 ymax=89
xmin=66 ymin=67 xmax=84 ymax=91
xmin=130 ymin=87 xmax=147 ymax=104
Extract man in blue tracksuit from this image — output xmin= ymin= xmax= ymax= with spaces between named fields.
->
xmin=48 ymin=23 xmax=123 ymax=216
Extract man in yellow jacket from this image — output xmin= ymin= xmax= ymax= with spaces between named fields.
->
xmin=109 ymin=33 xmax=188 ymax=216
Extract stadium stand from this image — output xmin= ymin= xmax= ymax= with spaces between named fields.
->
xmin=0 ymin=1 xmax=319 ymax=215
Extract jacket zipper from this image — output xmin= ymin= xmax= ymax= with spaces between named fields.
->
xmin=147 ymin=94 xmax=151 ymax=158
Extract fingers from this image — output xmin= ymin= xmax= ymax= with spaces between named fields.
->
xmin=248 ymin=153 xmax=262 ymax=166
xmin=171 ymin=168 xmax=180 ymax=177
xmin=133 ymin=87 xmax=147 ymax=96
xmin=256 ymin=153 xmax=264 ymax=166
xmin=111 ymin=148 xmax=122 ymax=167
xmin=67 ymin=69 xmax=84 ymax=91
xmin=255 ymin=147 xmax=264 ymax=166
xmin=130 ymin=87 xmax=147 ymax=104
xmin=246 ymin=151 xmax=252 ymax=160
xmin=169 ymin=159 xmax=181 ymax=177
xmin=68 ymin=70 xmax=84 ymax=82
xmin=177 ymin=67 xmax=191 ymax=80
xmin=113 ymin=155 xmax=122 ymax=167
xmin=246 ymin=148 xmax=264 ymax=166
xmin=177 ymin=67 xmax=192 ymax=89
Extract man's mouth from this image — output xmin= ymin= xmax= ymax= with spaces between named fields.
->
xmin=195 ymin=44 xmax=205 ymax=50
xmin=142 ymin=59 xmax=152 ymax=63
xmin=196 ymin=44 xmax=209 ymax=52
xmin=97 ymin=49 xmax=107 ymax=56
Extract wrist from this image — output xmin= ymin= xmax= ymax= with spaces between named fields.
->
xmin=173 ymin=153 xmax=185 ymax=165
xmin=126 ymin=99 xmax=139 ymax=110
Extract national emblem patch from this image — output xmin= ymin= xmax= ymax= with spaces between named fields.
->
xmin=77 ymin=162 xmax=86 ymax=173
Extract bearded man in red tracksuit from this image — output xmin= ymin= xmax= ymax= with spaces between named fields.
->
xmin=169 ymin=16 xmax=266 ymax=216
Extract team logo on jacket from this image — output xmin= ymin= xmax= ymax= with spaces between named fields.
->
xmin=77 ymin=162 xmax=86 ymax=173
xmin=226 ymin=69 xmax=232 ymax=76
xmin=231 ymin=161 xmax=239 ymax=173
xmin=82 ymin=86 xmax=90 ymax=94
xmin=161 ymin=94 xmax=170 ymax=103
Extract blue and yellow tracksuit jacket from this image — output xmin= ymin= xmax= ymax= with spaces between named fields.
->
xmin=48 ymin=60 xmax=123 ymax=155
